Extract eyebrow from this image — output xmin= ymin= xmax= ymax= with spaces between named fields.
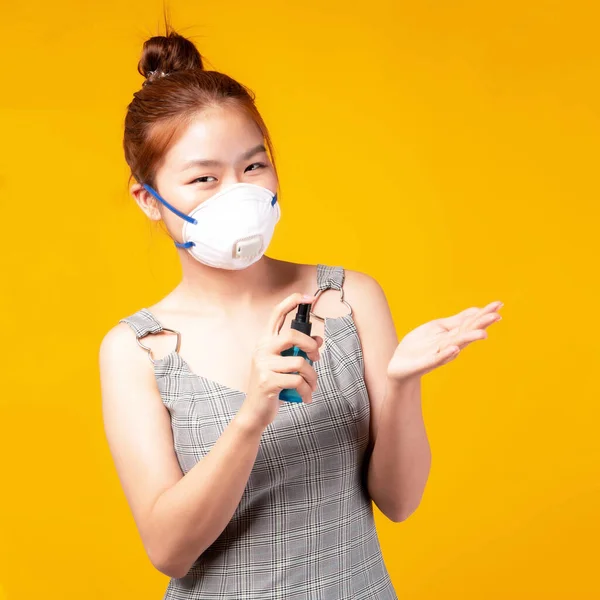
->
xmin=180 ymin=144 xmax=267 ymax=171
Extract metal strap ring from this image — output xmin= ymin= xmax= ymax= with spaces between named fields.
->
xmin=136 ymin=327 xmax=182 ymax=364
xmin=310 ymin=287 xmax=353 ymax=322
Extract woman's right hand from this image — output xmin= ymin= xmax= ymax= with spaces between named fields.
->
xmin=239 ymin=293 xmax=324 ymax=432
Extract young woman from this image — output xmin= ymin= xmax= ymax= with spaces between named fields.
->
xmin=100 ymin=27 xmax=503 ymax=599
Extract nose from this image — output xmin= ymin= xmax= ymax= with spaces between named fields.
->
xmin=220 ymin=172 xmax=244 ymax=188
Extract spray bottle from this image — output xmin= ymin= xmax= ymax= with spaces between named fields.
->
xmin=279 ymin=303 xmax=313 ymax=403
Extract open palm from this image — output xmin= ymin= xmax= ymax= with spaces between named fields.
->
xmin=387 ymin=301 xmax=504 ymax=381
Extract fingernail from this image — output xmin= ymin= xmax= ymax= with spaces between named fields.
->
xmin=301 ymin=294 xmax=313 ymax=301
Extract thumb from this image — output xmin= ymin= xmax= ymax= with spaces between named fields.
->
xmin=267 ymin=292 xmax=316 ymax=335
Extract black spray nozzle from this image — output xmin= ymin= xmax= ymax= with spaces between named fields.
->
xmin=295 ymin=303 xmax=310 ymax=323
xmin=291 ymin=303 xmax=312 ymax=336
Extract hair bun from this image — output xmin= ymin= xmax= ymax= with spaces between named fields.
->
xmin=138 ymin=29 xmax=203 ymax=82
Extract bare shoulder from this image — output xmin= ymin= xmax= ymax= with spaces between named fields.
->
xmin=343 ymin=268 xmax=387 ymax=307
xmin=270 ymin=259 xmax=390 ymax=319
xmin=340 ymin=268 xmax=393 ymax=332
xmin=291 ymin=263 xmax=390 ymax=323
xmin=99 ymin=321 xmax=157 ymax=405
xmin=99 ymin=321 xmax=141 ymax=368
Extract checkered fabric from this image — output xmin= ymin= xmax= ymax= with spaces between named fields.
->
xmin=120 ymin=264 xmax=397 ymax=600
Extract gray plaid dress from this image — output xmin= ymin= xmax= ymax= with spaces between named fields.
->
xmin=120 ymin=265 xmax=397 ymax=600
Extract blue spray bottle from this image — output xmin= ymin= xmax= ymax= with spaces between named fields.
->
xmin=279 ymin=303 xmax=313 ymax=403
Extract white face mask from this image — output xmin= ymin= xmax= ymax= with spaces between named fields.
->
xmin=142 ymin=182 xmax=280 ymax=270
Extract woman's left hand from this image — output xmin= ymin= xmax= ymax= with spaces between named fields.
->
xmin=387 ymin=300 xmax=504 ymax=382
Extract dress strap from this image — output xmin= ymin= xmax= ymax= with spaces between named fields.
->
xmin=120 ymin=309 xmax=181 ymax=365
xmin=119 ymin=308 xmax=164 ymax=339
xmin=316 ymin=264 xmax=345 ymax=291
xmin=312 ymin=264 xmax=352 ymax=321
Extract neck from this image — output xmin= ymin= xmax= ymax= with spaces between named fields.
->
xmin=173 ymin=252 xmax=286 ymax=313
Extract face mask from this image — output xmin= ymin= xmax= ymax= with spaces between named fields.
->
xmin=142 ymin=182 xmax=280 ymax=270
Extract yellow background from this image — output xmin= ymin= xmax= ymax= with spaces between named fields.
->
xmin=1 ymin=0 xmax=598 ymax=598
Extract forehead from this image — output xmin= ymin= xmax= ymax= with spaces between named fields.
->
xmin=164 ymin=106 xmax=264 ymax=165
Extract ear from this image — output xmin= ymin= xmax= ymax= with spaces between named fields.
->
xmin=130 ymin=182 xmax=162 ymax=221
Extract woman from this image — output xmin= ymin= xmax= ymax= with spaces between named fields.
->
xmin=99 ymin=27 xmax=503 ymax=599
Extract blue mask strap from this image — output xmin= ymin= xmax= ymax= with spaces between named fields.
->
xmin=142 ymin=183 xmax=198 ymax=225
xmin=142 ymin=184 xmax=277 ymax=249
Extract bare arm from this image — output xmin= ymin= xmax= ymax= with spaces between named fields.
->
xmin=346 ymin=270 xmax=500 ymax=522
xmin=100 ymin=293 xmax=323 ymax=579
xmin=100 ymin=323 xmax=264 ymax=578
xmin=344 ymin=271 xmax=431 ymax=522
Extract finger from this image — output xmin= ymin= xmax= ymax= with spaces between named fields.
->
xmin=270 ymin=329 xmax=320 ymax=357
xmin=439 ymin=301 xmax=503 ymax=332
xmin=268 ymin=356 xmax=318 ymax=390
xmin=436 ymin=329 xmax=486 ymax=355
xmin=414 ymin=344 xmax=460 ymax=375
xmin=295 ymin=360 xmax=318 ymax=391
xmin=310 ymin=336 xmax=324 ymax=362
xmin=470 ymin=311 xmax=502 ymax=331
xmin=438 ymin=307 xmax=480 ymax=331
xmin=436 ymin=345 xmax=461 ymax=366
xmin=275 ymin=373 xmax=314 ymax=404
xmin=267 ymin=293 xmax=316 ymax=336
xmin=452 ymin=329 xmax=488 ymax=347
xmin=460 ymin=301 xmax=504 ymax=332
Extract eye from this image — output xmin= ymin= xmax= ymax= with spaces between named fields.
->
xmin=245 ymin=162 xmax=266 ymax=172
xmin=191 ymin=175 xmax=217 ymax=184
